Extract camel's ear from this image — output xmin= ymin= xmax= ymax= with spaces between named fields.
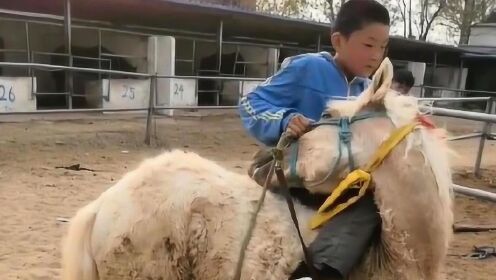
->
xmin=368 ymin=57 xmax=394 ymax=102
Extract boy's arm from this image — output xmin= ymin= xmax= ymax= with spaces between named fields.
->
xmin=239 ymin=58 xmax=305 ymax=146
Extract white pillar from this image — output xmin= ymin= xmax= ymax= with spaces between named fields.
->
xmin=407 ymin=62 xmax=426 ymax=98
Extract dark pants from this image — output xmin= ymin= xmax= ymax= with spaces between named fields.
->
xmin=274 ymin=188 xmax=381 ymax=279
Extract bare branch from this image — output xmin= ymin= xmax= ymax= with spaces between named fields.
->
xmin=420 ymin=0 xmax=446 ymax=40
xmin=395 ymin=0 xmax=407 ymax=37
xmin=326 ymin=0 xmax=335 ymax=21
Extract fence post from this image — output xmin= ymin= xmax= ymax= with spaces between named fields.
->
xmin=488 ymin=98 xmax=496 ymax=140
xmin=474 ymin=97 xmax=493 ymax=177
xmin=145 ymin=75 xmax=156 ymax=145
xmin=64 ymin=0 xmax=73 ymax=109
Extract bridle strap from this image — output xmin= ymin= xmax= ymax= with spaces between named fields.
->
xmin=234 ymin=134 xmax=320 ymax=280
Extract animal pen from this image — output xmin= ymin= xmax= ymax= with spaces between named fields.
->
xmin=0 ymin=1 xmax=495 ymax=279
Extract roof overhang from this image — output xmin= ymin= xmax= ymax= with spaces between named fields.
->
xmin=0 ymin=0 xmax=480 ymax=65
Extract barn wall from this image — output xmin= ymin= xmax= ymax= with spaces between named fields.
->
xmin=0 ymin=19 xmax=148 ymax=109
xmin=469 ymin=25 xmax=496 ymax=47
xmin=0 ymin=20 xmax=30 ymax=76
xmin=100 ymin=31 xmax=148 ymax=73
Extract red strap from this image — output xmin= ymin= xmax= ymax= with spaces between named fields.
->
xmin=417 ymin=115 xmax=436 ymax=129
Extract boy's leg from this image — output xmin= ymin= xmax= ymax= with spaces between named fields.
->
xmin=269 ymin=187 xmax=380 ymax=279
xmin=308 ymin=192 xmax=381 ymax=278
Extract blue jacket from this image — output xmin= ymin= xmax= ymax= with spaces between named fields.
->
xmin=239 ymin=52 xmax=371 ymax=146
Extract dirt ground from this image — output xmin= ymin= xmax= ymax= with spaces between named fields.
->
xmin=0 ymin=112 xmax=495 ymax=280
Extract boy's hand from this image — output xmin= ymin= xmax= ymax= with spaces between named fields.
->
xmin=286 ymin=114 xmax=312 ymax=138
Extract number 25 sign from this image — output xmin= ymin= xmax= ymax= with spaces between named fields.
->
xmin=121 ymin=85 xmax=135 ymax=100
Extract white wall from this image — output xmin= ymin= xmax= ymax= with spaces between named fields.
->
xmin=0 ymin=77 xmax=37 ymax=112
xmin=148 ymin=35 xmax=175 ymax=107
xmin=469 ymin=25 xmax=496 ymax=47
xmin=85 ymin=78 xmax=150 ymax=110
xmin=149 ymin=36 xmax=197 ymax=115
xmin=406 ymin=62 xmax=426 ymax=97
xmin=267 ymin=48 xmax=279 ymax=76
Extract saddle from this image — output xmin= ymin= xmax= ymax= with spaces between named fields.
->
xmin=248 ymin=148 xmax=276 ymax=187
xmin=247 ymin=146 xmax=330 ymax=210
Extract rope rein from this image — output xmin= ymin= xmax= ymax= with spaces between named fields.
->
xmin=233 ymin=133 xmax=320 ymax=280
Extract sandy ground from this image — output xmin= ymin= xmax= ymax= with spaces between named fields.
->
xmin=0 ymin=112 xmax=495 ymax=280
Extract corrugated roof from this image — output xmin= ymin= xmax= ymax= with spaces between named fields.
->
xmin=462 ymin=53 xmax=496 ymax=59
xmin=460 ymin=45 xmax=496 ymax=54
xmin=0 ymin=0 xmax=480 ymax=65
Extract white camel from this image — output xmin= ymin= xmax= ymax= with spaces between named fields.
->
xmin=61 ymin=58 xmax=454 ymax=280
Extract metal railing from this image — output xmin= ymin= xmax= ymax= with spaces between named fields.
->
xmin=421 ymin=98 xmax=495 ymax=177
xmin=335 ymin=93 xmax=494 ymax=177
xmin=0 ymin=61 xmax=495 ymax=178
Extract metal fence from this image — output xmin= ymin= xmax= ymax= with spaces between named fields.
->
xmin=420 ymin=98 xmax=495 ymax=177
xmin=0 ymin=61 xmax=495 ymax=179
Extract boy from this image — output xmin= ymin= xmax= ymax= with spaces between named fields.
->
xmin=239 ymin=0 xmax=390 ymax=279
xmin=392 ymin=68 xmax=415 ymax=95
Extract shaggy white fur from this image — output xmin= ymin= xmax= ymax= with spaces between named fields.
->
xmin=61 ymin=57 xmax=454 ymax=280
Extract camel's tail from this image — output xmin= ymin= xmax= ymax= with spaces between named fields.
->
xmin=61 ymin=198 xmax=102 ymax=280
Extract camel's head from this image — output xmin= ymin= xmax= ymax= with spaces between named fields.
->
xmin=291 ymin=57 xmax=449 ymax=193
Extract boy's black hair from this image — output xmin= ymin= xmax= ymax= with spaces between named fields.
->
xmin=333 ymin=0 xmax=390 ymax=37
xmin=393 ymin=69 xmax=415 ymax=88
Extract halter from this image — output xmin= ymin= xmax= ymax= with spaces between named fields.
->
xmin=287 ymin=111 xmax=390 ymax=185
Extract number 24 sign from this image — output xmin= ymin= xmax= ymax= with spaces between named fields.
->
xmin=173 ymin=83 xmax=184 ymax=100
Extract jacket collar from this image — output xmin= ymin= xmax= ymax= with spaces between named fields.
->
xmin=318 ymin=51 xmax=371 ymax=86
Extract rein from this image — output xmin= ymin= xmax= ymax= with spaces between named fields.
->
xmin=233 ymin=111 xmax=418 ymax=280
xmin=287 ymin=111 xmax=389 ymax=185
xmin=233 ymin=132 xmax=320 ymax=280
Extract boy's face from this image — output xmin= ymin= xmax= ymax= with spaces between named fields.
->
xmin=332 ymin=23 xmax=390 ymax=77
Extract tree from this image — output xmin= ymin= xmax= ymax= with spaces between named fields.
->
xmin=256 ymin=0 xmax=309 ymax=17
xmin=255 ymin=0 xmax=449 ymax=42
xmin=392 ymin=0 xmax=411 ymax=38
xmin=388 ymin=0 xmax=446 ymax=41
xmin=325 ymin=0 xmax=337 ymax=21
xmin=408 ymin=0 xmax=413 ymax=38
xmin=254 ymin=0 xmax=351 ymax=21
xmin=324 ymin=0 xmax=347 ymax=21
xmin=323 ymin=0 xmax=446 ymax=41
xmin=441 ymin=0 xmax=496 ymax=45
xmin=415 ymin=0 xmax=446 ymax=41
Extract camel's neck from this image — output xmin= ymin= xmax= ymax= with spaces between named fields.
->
xmin=356 ymin=104 xmax=387 ymax=116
